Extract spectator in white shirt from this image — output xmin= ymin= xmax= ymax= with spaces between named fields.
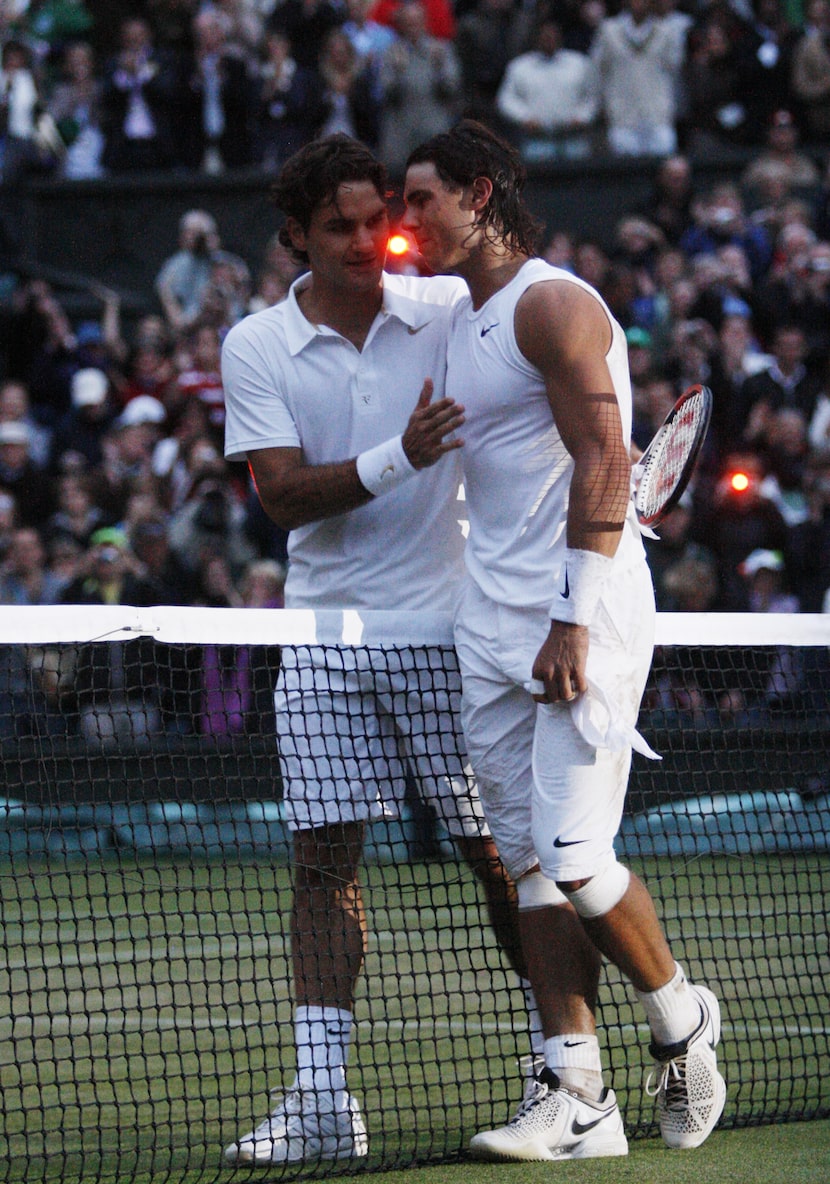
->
xmin=496 ymin=17 xmax=599 ymax=160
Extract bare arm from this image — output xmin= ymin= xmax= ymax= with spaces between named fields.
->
xmin=248 ymin=379 xmax=465 ymax=531
xmin=515 ymin=280 xmax=630 ymax=702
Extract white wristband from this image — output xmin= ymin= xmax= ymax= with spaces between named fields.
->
xmin=550 ymin=547 xmax=613 ymax=626
xmin=356 ymin=434 xmax=416 ymax=497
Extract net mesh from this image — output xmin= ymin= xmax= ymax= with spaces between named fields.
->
xmin=0 ymin=607 xmax=828 ymax=1182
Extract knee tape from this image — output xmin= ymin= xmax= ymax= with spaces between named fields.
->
xmin=560 ymin=861 xmax=630 ymax=920
xmin=517 ymin=870 xmax=569 ymax=910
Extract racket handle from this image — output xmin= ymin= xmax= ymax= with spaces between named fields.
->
xmin=527 ymin=678 xmax=546 ymax=696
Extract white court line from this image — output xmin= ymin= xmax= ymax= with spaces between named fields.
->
xmin=3 ymin=916 xmax=824 ymax=975
xmin=0 ymin=1013 xmax=827 ymax=1041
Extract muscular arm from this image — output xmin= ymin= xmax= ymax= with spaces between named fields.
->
xmin=515 ymin=280 xmax=630 ymax=701
xmin=248 ymin=379 xmax=465 ymax=531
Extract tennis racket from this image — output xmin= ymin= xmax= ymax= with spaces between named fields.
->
xmin=634 ymin=383 xmax=713 ymax=527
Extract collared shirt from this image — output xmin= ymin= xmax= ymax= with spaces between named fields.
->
xmin=222 ymin=271 xmax=468 ymax=610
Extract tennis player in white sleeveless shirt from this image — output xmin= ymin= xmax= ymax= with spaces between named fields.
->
xmin=447 ymin=258 xmax=657 ymax=885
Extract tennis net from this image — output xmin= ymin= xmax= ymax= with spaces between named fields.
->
xmin=0 ymin=606 xmax=828 ymax=1182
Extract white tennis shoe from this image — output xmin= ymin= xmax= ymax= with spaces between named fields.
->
xmin=224 ymin=1086 xmax=368 ymax=1165
xmin=469 ymin=1068 xmax=628 ymax=1162
xmin=646 ymin=984 xmax=726 ymax=1149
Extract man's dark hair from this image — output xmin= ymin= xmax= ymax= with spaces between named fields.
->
xmin=271 ymin=134 xmax=388 ymax=264
xmin=406 ymin=120 xmax=543 ymax=256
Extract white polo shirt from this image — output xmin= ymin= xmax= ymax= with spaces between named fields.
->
xmin=222 ymin=270 xmax=468 ymax=610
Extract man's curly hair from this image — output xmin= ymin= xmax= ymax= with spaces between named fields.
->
xmin=406 ymin=120 xmax=543 ymax=257
xmin=271 ymin=135 xmax=388 ymax=264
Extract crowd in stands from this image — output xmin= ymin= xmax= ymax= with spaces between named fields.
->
xmin=1 ymin=0 xmax=830 ymax=737
xmin=0 ymin=0 xmax=829 ymax=179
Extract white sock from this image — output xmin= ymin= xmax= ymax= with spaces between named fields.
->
xmin=295 ymin=1005 xmax=352 ymax=1109
xmin=544 ymin=1033 xmax=605 ymax=1100
xmin=635 ymin=962 xmax=701 ymax=1047
xmin=521 ymin=979 xmax=545 ymax=1059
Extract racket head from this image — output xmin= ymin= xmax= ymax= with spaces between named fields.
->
xmin=634 ymin=383 xmax=713 ymax=527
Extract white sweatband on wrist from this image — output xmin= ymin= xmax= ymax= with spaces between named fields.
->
xmin=356 ymin=435 xmax=416 ymax=497
xmin=550 ymin=548 xmax=613 ymax=626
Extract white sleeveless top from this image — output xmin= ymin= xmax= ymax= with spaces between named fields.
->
xmin=446 ymin=258 xmax=646 ymax=610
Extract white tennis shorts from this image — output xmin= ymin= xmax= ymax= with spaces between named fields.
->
xmin=275 ymin=643 xmax=489 ymax=836
xmin=454 ymin=563 xmax=655 ymax=883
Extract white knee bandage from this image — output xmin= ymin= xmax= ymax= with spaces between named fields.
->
xmin=517 ymin=870 xmax=569 ymax=910
xmin=561 ymin=861 xmax=630 ymax=920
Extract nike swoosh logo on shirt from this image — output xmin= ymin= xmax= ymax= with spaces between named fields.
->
xmin=554 ymin=836 xmax=585 ymax=848
xmin=480 ymin=323 xmax=499 ymax=337
xmin=407 ymin=324 xmax=428 ymax=335
xmin=561 ymin=566 xmax=570 ymax=598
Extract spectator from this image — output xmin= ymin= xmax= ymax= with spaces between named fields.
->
xmin=129 ymin=513 xmax=192 ymax=604
xmin=643 ymin=493 xmax=718 ymax=611
xmin=377 ymin=0 xmax=462 ymax=176
xmin=314 ymin=26 xmax=381 ymax=148
xmin=688 ymin=242 xmax=759 ymax=333
xmin=738 ymin=322 xmax=824 ymax=442
xmin=690 ymin=449 xmax=791 ymax=610
xmin=741 ymin=108 xmax=821 ymax=194
xmin=0 ymin=420 xmax=55 ymax=528
xmin=155 ymin=209 xmax=222 ymax=335
xmin=495 ymin=16 xmax=599 ymax=161
xmin=46 ymin=38 xmax=105 ymax=179
xmin=0 ymin=489 xmax=16 ymax=563
xmin=45 ymin=471 xmax=104 ymax=548
xmin=100 ymin=16 xmax=180 ymax=172
xmin=253 ymin=28 xmax=320 ymax=169
xmin=455 ymin=0 xmax=533 ymax=124
xmin=791 ymin=0 xmax=830 ymax=146
xmin=247 ymin=246 xmax=301 ymax=311
xmin=679 ymin=181 xmax=774 ymax=285
xmin=177 ymin=8 xmax=256 ymax=174
xmin=755 ymin=234 xmax=830 ymax=360
xmin=200 ymin=0 xmax=267 ymax=68
xmin=92 ymin=396 xmax=168 ymax=524
xmin=738 ymin=0 xmax=800 ymax=139
xmin=789 ymin=447 xmax=830 ymax=610
xmin=590 ymin=0 xmax=684 ymax=156
xmin=0 ymin=526 xmax=65 ymax=604
xmin=342 ymin=0 xmax=397 ymax=96
xmin=167 ymin=471 xmax=257 ymax=584
xmin=170 ymin=323 xmax=226 ymax=450
xmin=154 ymin=410 xmax=217 ymax=498
xmin=240 ymin=557 xmax=286 ymax=608
xmin=53 ymin=366 xmax=115 ymax=470
xmin=637 ymin=154 xmax=695 ymax=247
xmin=0 ymin=39 xmax=58 ymax=186
xmin=755 ymin=405 xmax=813 ymax=525
xmin=369 ymin=0 xmax=455 ymax=40
xmin=194 ymin=247 xmax=252 ymax=334
xmin=682 ymin=5 xmax=750 ymax=155
xmin=58 ymin=526 xmax=171 ymax=746
xmin=0 ymin=378 xmax=51 ymax=468
xmin=267 ymin=0 xmax=348 ymax=73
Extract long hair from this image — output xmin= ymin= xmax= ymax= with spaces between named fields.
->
xmin=406 ymin=120 xmax=543 ymax=256
xmin=271 ymin=134 xmax=388 ymax=263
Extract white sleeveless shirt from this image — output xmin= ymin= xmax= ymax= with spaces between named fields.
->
xmin=446 ymin=258 xmax=646 ymax=610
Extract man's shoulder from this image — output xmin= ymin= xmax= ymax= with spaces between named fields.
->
xmin=223 ymin=300 xmax=291 ymax=352
xmin=382 ymin=271 xmax=467 ymax=307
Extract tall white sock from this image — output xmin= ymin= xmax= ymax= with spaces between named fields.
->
xmin=544 ymin=1033 xmax=605 ymax=1100
xmin=295 ymin=1005 xmax=352 ymax=1108
xmin=635 ymin=962 xmax=702 ymax=1047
